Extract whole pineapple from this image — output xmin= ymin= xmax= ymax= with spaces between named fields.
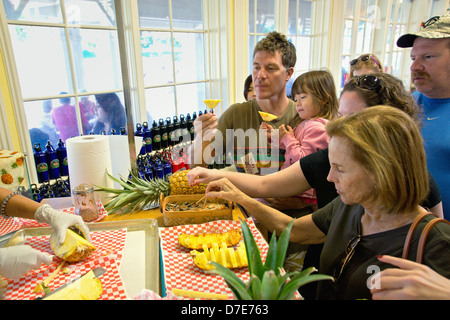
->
xmin=96 ymin=169 xmax=206 ymax=215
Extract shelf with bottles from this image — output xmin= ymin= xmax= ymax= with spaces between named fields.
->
xmin=32 ymin=139 xmax=71 ymax=202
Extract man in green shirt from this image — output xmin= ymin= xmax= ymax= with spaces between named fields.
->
xmin=187 ymin=32 xmax=301 ymax=176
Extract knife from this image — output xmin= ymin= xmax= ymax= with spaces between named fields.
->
xmin=37 ymin=267 xmax=106 ymax=300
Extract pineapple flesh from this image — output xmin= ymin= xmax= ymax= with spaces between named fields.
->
xmin=203 ymin=99 xmax=222 ymax=109
xmin=191 ymin=242 xmax=248 ymax=270
xmin=178 ymin=228 xmax=242 ymax=250
xmin=43 ymin=270 xmax=103 ymax=300
xmin=258 ymin=111 xmax=278 ymax=122
xmin=50 ymin=228 xmax=96 ymax=262
xmin=97 ymin=169 xmax=207 ymax=215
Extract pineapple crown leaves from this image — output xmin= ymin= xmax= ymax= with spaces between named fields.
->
xmin=211 ymin=219 xmax=334 ymax=300
xmin=95 ymin=171 xmax=169 ymax=215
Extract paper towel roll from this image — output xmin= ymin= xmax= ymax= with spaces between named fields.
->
xmin=108 ymin=135 xmax=143 ymax=189
xmin=66 ymin=135 xmax=114 ymax=205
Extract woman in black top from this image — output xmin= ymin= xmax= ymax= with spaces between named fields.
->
xmin=199 ymin=107 xmax=450 ymax=299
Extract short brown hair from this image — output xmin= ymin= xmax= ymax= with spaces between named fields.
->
xmin=291 ymin=70 xmax=339 ymax=120
xmin=253 ymin=31 xmax=297 ymax=70
xmin=326 ymin=106 xmax=429 ymax=215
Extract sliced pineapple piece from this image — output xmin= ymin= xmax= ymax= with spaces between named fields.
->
xmin=179 ymin=228 xmax=242 ymax=250
xmin=50 ymin=228 xmax=96 ymax=262
xmin=43 ymin=270 xmax=102 ymax=300
xmin=258 ymin=111 xmax=278 ymax=122
xmin=190 ymin=241 xmax=248 ymax=270
xmin=203 ymin=99 xmax=222 ymax=109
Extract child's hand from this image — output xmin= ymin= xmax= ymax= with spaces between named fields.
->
xmin=260 ymin=122 xmax=273 ymax=131
xmin=260 ymin=122 xmax=274 ymax=142
xmin=278 ymin=124 xmax=293 ymax=140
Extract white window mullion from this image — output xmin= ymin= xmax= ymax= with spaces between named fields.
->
xmin=233 ymin=0 xmax=249 ymax=106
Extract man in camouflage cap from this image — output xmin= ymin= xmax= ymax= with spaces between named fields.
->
xmin=398 ymin=15 xmax=450 ymax=220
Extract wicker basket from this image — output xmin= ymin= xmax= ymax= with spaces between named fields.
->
xmin=160 ymin=193 xmax=233 ymax=227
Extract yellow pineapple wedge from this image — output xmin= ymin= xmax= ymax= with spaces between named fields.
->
xmin=203 ymin=99 xmax=222 ymax=109
xmin=190 ymin=241 xmax=248 ymax=270
xmin=258 ymin=111 xmax=278 ymax=122
xmin=178 ymin=228 xmax=242 ymax=250
xmin=50 ymin=228 xmax=95 ymax=262
xmin=43 ymin=270 xmax=103 ymax=300
xmin=96 ymin=169 xmax=207 ymax=215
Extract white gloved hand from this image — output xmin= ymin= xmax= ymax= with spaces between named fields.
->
xmin=34 ymin=204 xmax=91 ymax=244
xmin=0 ymin=245 xmax=53 ymax=280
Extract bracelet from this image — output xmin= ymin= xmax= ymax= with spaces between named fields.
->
xmin=0 ymin=191 xmax=21 ymax=218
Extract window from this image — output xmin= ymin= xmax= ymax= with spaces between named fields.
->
xmin=247 ymin=0 xmax=316 ymax=97
xmin=383 ymin=0 xmax=412 ymax=78
xmin=3 ymin=0 xmax=125 ymax=151
xmin=340 ymin=0 xmax=379 ymax=87
xmin=340 ymin=0 xmax=449 ymax=89
xmin=1 ymin=0 xmax=217 ymax=184
xmin=138 ymin=0 xmax=208 ymax=123
xmin=287 ymin=0 xmax=314 ymax=93
xmin=248 ymin=0 xmax=276 ymax=72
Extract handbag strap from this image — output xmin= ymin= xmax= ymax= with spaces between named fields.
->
xmin=402 ymin=212 xmax=433 ymax=259
xmin=416 ymin=218 xmax=450 ymax=264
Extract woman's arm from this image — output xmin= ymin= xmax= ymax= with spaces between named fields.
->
xmin=205 ymin=178 xmax=325 ymax=244
xmin=188 ymin=161 xmax=313 ymax=199
xmin=0 ymin=187 xmax=41 ymax=220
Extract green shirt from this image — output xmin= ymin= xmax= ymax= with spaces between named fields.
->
xmin=217 ymin=99 xmax=301 ymax=175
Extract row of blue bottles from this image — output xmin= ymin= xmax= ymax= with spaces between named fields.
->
xmin=134 ymin=112 xmax=200 ymax=155
xmin=135 ymin=152 xmax=173 ymax=182
xmin=30 ymin=178 xmax=71 ymax=202
xmin=33 ymin=140 xmax=69 ymax=183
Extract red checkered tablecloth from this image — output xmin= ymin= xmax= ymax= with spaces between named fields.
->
xmin=3 ymin=228 xmax=127 ymax=300
xmin=159 ymin=218 xmax=269 ymax=300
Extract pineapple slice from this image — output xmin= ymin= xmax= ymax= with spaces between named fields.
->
xmin=190 ymin=241 xmax=248 ymax=270
xmin=178 ymin=228 xmax=242 ymax=250
xmin=203 ymin=99 xmax=222 ymax=109
xmin=43 ymin=270 xmax=102 ymax=300
xmin=258 ymin=111 xmax=278 ymax=122
xmin=50 ymin=228 xmax=96 ymax=262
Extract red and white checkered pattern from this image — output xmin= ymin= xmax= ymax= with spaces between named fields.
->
xmin=0 ymin=201 xmax=108 ymax=237
xmin=159 ymin=218 xmax=269 ymax=300
xmin=3 ymin=229 xmax=127 ymax=300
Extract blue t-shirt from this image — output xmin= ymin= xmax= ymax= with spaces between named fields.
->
xmin=413 ymin=91 xmax=450 ymax=220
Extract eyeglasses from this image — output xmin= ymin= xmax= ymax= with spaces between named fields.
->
xmin=356 ymin=74 xmax=381 ymax=91
xmin=333 ymin=235 xmax=361 ymax=280
xmin=350 ymin=54 xmax=381 ymax=70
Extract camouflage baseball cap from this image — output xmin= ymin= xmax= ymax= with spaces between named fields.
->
xmin=397 ymin=15 xmax=450 ymax=48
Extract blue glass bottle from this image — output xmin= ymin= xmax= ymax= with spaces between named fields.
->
xmin=56 ymin=139 xmax=69 ymax=177
xmin=33 ymin=143 xmax=49 ymax=183
xmin=45 ymin=141 xmax=60 ymax=180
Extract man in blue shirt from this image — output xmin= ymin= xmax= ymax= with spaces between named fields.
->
xmin=398 ymin=15 xmax=450 ymax=220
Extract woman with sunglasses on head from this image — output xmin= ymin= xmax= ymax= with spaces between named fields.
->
xmin=201 ymin=107 xmax=450 ymax=300
xmin=349 ymin=53 xmax=383 ymax=78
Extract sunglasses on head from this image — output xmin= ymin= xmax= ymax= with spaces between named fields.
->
xmin=350 ymin=54 xmax=381 ymax=69
xmin=356 ymin=74 xmax=382 ymax=91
